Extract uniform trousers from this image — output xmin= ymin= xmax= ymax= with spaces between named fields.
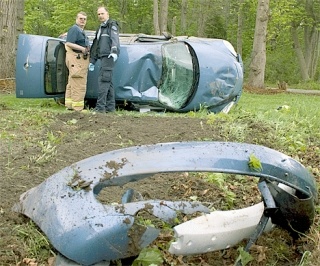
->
xmin=96 ymin=56 xmax=116 ymax=112
xmin=65 ymin=46 xmax=89 ymax=111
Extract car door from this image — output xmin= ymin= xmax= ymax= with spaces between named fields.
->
xmin=16 ymin=34 xmax=67 ymax=98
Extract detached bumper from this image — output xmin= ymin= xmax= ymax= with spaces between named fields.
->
xmin=13 ymin=142 xmax=317 ymax=265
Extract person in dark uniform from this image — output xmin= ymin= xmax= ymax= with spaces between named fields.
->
xmin=89 ymin=6 xmax=120 ymax=113
xmin=65 ymin=11 xmax=90 ymax=112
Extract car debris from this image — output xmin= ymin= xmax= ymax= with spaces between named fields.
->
xmin=169 ymin=201 xmax=274 ymax=255
xmin=13 ymin=142 xmax=317 ymax=265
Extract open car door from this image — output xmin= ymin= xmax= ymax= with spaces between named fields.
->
xmin=16 ymin=34 xmax=67 ymax=98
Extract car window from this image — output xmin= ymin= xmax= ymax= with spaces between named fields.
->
xmin=159 ymin=42 xmax=195 ymax=109
xmin=45 ymin=40 xmax=68 ymax=94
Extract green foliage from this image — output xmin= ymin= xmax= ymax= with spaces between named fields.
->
xmin=201 ymin=173 xmax=237 ymax=209
xmin=132 ymin=247 xmax=163 ymax=266
xmin=14 ymin=221 xmax=54 ymax=261
xmin=205 ymin=15 xmax=227 ymax=39
xmin=29 ymin=139 xmax=57 ymax=165
xmin=203 ymin=172 xmax=226 ymax=188
xmin=46 ymin=131 xmax=62 ymax=144
xmin=268 ymin=0 xmax=320 ymax=82
xmin=235 ymin=246 xmax=254 ymax=266
xmin=120 ymin=0 xmax=154 ymax=34
xmin=24 ymin=0 xmax=114 ymax=36
xmin=248 ymin=154 xmax=263 ymax=172
xmin=20 ymin=0 xmax=320 ymax=85
xmin=299 ymin=251 xmax=312 ymax=266
xmin=24 ymin=0 xmax=54 ymax=35
xmin=265 ymin=45 xmax=301 ymax=84
xmin=294 ymin=80 xmax=320 ymax=90
xmin=237 ymin=92 xmax=320 ymax=153
xmin=135 ymin=217 xmax=155 ymax=228
xmin=279 ymin=133 xmax=307 ymax=153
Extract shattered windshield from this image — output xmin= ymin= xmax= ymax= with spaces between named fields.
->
xmin=159 ymin=42 xmax=195 ymax=109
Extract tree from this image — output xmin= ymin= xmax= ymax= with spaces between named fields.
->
xmin=0 ymin=0 xmax=25 ymax=79
xmin=265 ymin=0 xmax=320 ymax=83
xmin=159 ymin=0 xmax=169 ymax=34
xmin=247 ymin=0 xmax=270 ymax=88
xmin=197 ymin=0 xmax=209 ymax=37
xmin=237 ymin=0 xmax=245 ymax=55
xmin=290 ymin=0 xmax=320 ymax=81
xmin=153 ymin=0 xmax=160 ymax=34
xmin=181 ymin=0 xmax=187 ymax=35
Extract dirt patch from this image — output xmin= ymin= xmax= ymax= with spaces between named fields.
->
xmin=244 ymin=85 xmax=286 ymax=95
xmin=244 ymin=84 xmax=320 ymax=96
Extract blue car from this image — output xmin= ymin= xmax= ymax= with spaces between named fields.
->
xmin=15 ymin=32 xmax=243 ymax=113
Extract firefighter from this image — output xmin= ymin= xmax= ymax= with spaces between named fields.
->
xmin=89 ymin=6 xmax=120 ymax=113
xmin=65 ymin=11 xmax=90 ymax=112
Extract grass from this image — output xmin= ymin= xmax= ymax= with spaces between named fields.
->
xmin=13 ymin=221 xmax=54 ymax=262
xmin=236 ymin=93 xmax=320 ymax=148
xmin=0 ymin=96 xmax=63 ymax=111
xmin=1 ymin=91 xmax=319 ymax=182
xmin=1 ymin=91 xmax=319 ymax=265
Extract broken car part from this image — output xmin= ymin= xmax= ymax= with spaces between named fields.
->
xmin=169 ymin=201 xmax=274 ymax=255
xmin=13 ymin=142 xmax=317 ymax=265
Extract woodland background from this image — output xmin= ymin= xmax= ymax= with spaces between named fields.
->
xmin=1 ymin=0 xmax=320 ymax=89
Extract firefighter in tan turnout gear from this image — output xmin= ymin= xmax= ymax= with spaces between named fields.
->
xmin=64 ymin=11 xmax=90 ymax=112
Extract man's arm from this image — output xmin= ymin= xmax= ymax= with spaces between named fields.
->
xmin=110 ymin=22 xmax=120 ymax=55
xmin=65 ymin=26 xmax=88 ymax=53
xmin=65 ymin=42 xmax=87 ymax=53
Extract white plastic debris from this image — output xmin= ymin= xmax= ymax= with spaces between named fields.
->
xmin=221 ymin=101 xmax=235 ymax=114
xmin=169 ymin=202 xmax=274 ymax=255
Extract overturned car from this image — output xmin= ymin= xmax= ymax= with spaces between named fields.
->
xmin=15 ymin=32 xmax=243 ymax=113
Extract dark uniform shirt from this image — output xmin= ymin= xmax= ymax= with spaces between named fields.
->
xmin=90 ymin=19 xmax=120 ymax=63
xmin=66 ymin=25 xmax=89 ymax=50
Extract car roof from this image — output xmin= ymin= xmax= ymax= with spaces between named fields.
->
xmin=58 ymin=30 xmax=96 ymax=42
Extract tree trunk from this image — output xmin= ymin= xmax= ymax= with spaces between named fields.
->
xmin=237 ymin=0 xmax=245 ymax=55
xmin=291 ymin=24 xmax=310 ymax=81
xmin=119 ymin=0 xmax=127 ymax=33
xmin=0 ymin=0 xmax=24 ymax=79
xmin=159 ymin=0 xmax=169 ymax=34
xmin=247 ymin=0 xmax=269 ymax=89
xmin=288 ymin=0 xmax=320 ymax=81
xmin=181 ymin=0 xmax=187 ymax=35
xmin=303 ymin=0 xmax=320 ymax=80
xmin=197 ymin=0 xmax=209 ymax=37
xmin=172 ymin=16 xmax=176 ymax=36
xmin=309 ymin=32 xmax=320 ymax=78
xmin=153 ymin=0 xmax=160 ymax=35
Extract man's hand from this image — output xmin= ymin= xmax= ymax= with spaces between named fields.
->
xmin=108 ymin=53 xmax=118 ymax=62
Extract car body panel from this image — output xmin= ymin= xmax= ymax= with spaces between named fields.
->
xmin=16 ymin=34 xmax=47 ymax=98
xmin=13 ymin=141 xmax=317 ymax=265
xmin=15 ymin=33 xmax=243 ymax=113
xmin=110 ymin=42 xmax=162 ymax=103
xmin=181 ymin=37 xmax=243 ymax=112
